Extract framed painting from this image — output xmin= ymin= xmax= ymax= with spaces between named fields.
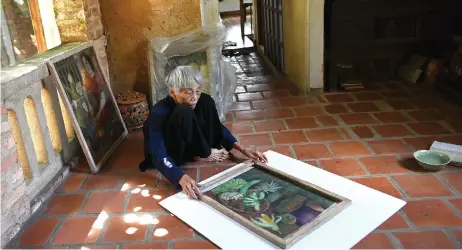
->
xmin=199 ymin=160 xmax=352 ymax=249
xmin=47 ymin=42 xmax=128 ymax=173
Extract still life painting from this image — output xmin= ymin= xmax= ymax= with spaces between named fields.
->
xmin=49 ymin=44 xmax=127 ymax=173
xmin=200 ymin=161 xmax=351 ymax=248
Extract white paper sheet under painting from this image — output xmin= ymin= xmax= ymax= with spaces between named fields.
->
xmin=159 ymin=151 xmax=406 ymax=249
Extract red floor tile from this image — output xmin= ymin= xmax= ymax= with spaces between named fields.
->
xmin=352 ymin=233 xmax=394 ymax=249
xmin=447 ymin=119 xmax=462 ymax=133
xmin=353 ymin=177 xmax=402 ymax=198
xmin=372 ymin=111 xmax=411 ymax=123
xmin=76 ymin=244 xmax=118 ymax=249
xmin=234 ymin=86 xmax=246 ymax=93
xmin=126 ymin=189 xmax=171 ymax=212
xmin=359 ymin=156 xmax=412 ymax=174
xmin=339 ymin=113 xmax=380 ymax=125
xmin=393 ymin=230 xmax=457 ymax=249
xmin=305 ymin=128 xmax=344 ymax=142
xmin=278 ymin=97 xmax=314 ymax=107
xmin=377 ymin=212 xmax=409 ymax=230
xmin=152 ymin=215 xmax=194 ymax=240
xmin=226 ymin=122 xmax=253 ymax=134
xmin=330 ymin=141 xmax=372 ymax=157
xmin=339 ymin=127 xmax=353 ymax=139
xmin=81 ymin=191 xmax=127 ymax=214
xmin=293 ymin=106 xmax=326 ymax=117
xmin=285 ymin=117 xmax=318 ymax=129
xmin=45 ymin=194 xmax=86 ymax=216
xmin=407 ymin=122 xmax=451 ymax=135
xmin=348 ymin=102 xmax=380 ymax=113
xmin=273 ymin=130 xmax=307 ymax=144
xmin=199 ymin=166 xmax=232 ymax=181
xmin=381 ymin=90 xmax=413 ymax=99
xmin=121 ymin=243 xmax=169 ymax=249
xmin=246 ymin=83 xmax=270 ymax=92
xmin=52 ymin=216 xmax=101 ymax=245
xmin=403 ymin=200 xmax=462 ymax=227
xmin=403 ymin=136 xmax=439 ymax=150
xmin=19 ymin=218 xmax=60 ymax=247
xmin=229 ymin=102 xmax=251 ymax=111
xmin=82 ymin=175 xmax=122 ymax=191
xmin=393 ymin=175 xmax=453 ymax=198
xmin=450 ymin=198 xmax=462 ymax=212
xmin=324 ymin=104 xmax=349 ymax=114
xmin=387 ymin=100 xmax=414 ymax=110
xmin=235 ymin=110 xmax=265 ymax=121
xmin=257 ymin=146 xmax=293 ymax=158
xmin=59 ymin=173 xmax=87 ymax=192
xmin=324 ymin=93 xmax=355 ymax=103
xmin=440 ymin=172 xmax=462 ymax=193
xmin=372 ymin=124 xmax=414 ymax=137
xmin=262 ymin=90 xmax=290 ymax=99
xmin=350 ymin=126 xmax=375 ymax=139
xmin=237 ymin=92 xmax=263 ymax=102
xmin=452 ymin=230 xmax=462 ymax=245
xmin=252 ymin=99 xmax=280 ymax=109
xmin=321 ymin=159 xmax=367 ymax=176
xmin=238 ymin=133 xmax=272 ymax=146
xmin=367 ymin=139 xmax=413 ymax=154
xmin=122 ymin=171 xmax=159 ymax=187
xmin=316 ymin=115 xmax=339 ymax=126
xmin=408 ymin=109 xmax=446 ymax=121
xmin=354 ymin=92 xmax=383 ymax=101
xmin=254 ymin=120 xmax=286 ymax=132
xmin=173 ymin=240 xmax=219 ymax=249
xmin=265 ymin=108 xmax=294 ymax=119
xmin=294 ymin=144 xmax=332 ymax=160
xmin=103 ymin=215 xmax=148 ymax=242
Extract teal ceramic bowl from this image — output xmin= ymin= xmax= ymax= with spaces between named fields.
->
xmin=413 ymin=150 xmax=451 ymax=171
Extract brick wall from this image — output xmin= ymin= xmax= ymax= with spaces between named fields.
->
xmin=0 ymin=106 xmax=30 ymax=248
xmin=1 ymin=0 xmax=38 ymax=62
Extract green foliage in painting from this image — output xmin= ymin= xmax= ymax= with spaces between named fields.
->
xmin=211 ymin=178 xmax=247 ymax=195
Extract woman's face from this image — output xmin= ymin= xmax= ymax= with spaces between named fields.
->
xmin=169 ymin=83 xmax=201 ymax=109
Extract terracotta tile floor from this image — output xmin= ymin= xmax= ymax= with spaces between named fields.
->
xmin=14 ymin=53 xmax=462 ymax=249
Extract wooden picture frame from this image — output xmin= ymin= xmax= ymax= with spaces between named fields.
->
xmin=199 ymin=160 xmax=352 ymax=249
xmin=47 ymin=42 xmax=128 ymax=174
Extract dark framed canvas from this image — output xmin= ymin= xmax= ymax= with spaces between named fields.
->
xmin=47 ymin=42 xmax=128 ymax=173
xmin=199 ymin=160 xmax=352 ymax=249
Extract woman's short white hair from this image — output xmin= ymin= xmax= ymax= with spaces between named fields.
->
xmin=165 ymin=65 xmax=203 ymax=91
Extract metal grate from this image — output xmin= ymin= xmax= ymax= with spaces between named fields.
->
xmin=261 ymin=0 xmax=284 ymax=72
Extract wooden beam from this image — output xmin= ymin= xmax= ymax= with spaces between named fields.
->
xmin=28 ymin=0 xmax=47 ymax=52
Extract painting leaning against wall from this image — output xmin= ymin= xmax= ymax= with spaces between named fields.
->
xmin=52 ymin=46 xmax=126 ymax=168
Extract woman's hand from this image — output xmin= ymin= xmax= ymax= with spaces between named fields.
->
xmin=179 ymin=174 xmax=201 ymax=199
xmin=241 ymin=148 xmax=268 ymax=163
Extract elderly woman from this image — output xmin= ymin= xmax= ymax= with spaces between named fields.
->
xmin=140 ymin=66 xmax=267 ymax=199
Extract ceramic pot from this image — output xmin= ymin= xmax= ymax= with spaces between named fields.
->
xmin=116 ymin=91 xmax=149 ymax=132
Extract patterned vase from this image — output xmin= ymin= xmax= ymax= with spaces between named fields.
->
xmin=116 ymin=91 xmax=149 ymax=132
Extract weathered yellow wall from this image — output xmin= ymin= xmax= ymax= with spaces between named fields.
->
xmin=282 ymin=0 xmax=308 ymax=93
xmin=99 ymin=0 xmax=202 ymax=94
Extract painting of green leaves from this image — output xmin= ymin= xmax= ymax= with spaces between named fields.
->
xmin=204 ymin=167 xmax=336 ymax=239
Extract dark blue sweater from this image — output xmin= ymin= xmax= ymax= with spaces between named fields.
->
xmin=143 ymin=95 xmax=237 ymax=189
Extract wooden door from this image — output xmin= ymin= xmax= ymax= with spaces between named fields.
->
xmin=260 ymin=0 xmax=284 ymax=71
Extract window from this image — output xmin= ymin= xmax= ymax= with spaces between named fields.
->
xmin=1 ymin=0 xmax=61 ymax=69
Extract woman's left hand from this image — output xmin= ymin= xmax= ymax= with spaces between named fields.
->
xmin=241 ymin=148 xmax=268 ymax=163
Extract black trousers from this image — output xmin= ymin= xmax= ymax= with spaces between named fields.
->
xmin=164 ymin=94 xmax=224 ymax=165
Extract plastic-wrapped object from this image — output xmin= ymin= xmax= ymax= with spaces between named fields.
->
xmin=148 ymin=23 xmax=236 ymax=122
xmin=217 ymin=61 xmax=237 ymax=122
